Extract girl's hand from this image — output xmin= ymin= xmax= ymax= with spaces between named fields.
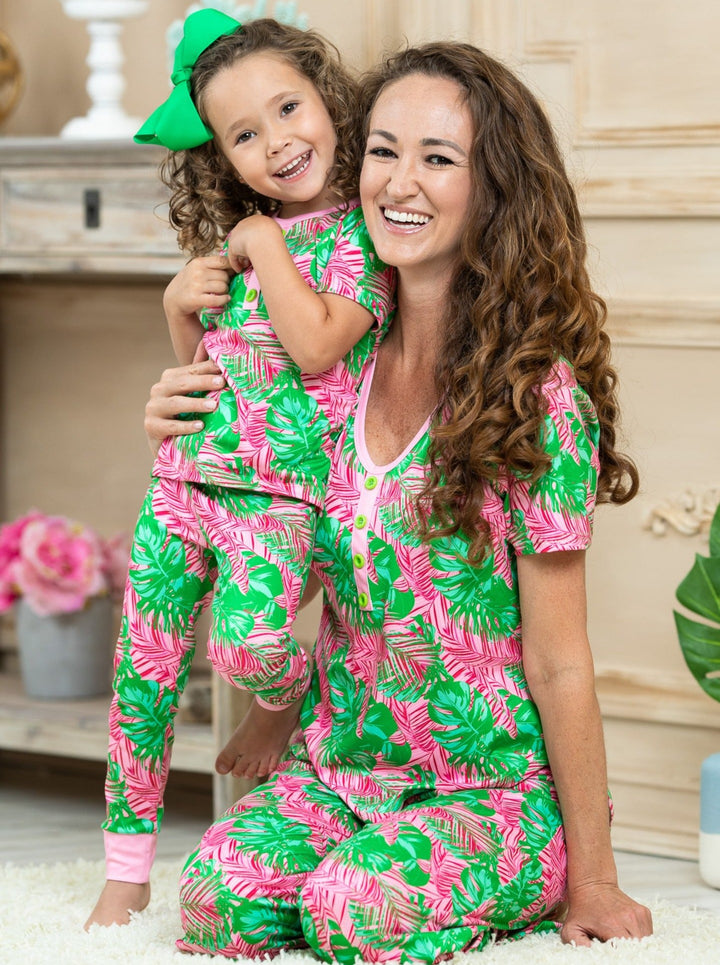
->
xmin=163 ymin=255 xmax=232 ymax=319
xmin=561 ymin=881 xmax=652 ymax=946
xmin=225 ymin=214 xmax=282 ymax=274
xmin=145 ymin=360 xmax=226 ymax=456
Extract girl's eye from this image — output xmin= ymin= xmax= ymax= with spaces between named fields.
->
xmin=281 ymin=101 xmax=298 ymax=116
xmin=236 ymin=131 xmax=255 ymax=144
xmin=367 ymin=146 xmax=396 ymax=159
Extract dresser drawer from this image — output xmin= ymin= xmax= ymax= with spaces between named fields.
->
xmin=1 ymin=166 xmax=177 ymax=252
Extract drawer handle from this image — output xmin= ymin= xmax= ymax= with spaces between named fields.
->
xmin=84 ymin=188 xmax=101 ymax=229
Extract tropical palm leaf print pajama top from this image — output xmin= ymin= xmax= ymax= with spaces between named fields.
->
xmin=102 ymin=201 xmax=394 ymax=881
xmin=175 ymin=357 xmax=602 ymax=962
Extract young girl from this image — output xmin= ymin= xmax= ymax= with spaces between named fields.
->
xmin=87 ymin=9 xmax=393 ymax=928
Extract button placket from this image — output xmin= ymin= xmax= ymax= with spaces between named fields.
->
xmin=351 ymin=473 xmax=383 ymax=611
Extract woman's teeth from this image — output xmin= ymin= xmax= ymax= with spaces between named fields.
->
xmin=383 ymin=209 xmax=431 ymax=225
xmin=276 ymin=153 xmax=311 ymax=179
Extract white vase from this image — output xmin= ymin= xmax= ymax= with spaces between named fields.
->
xmin=16 ymin=596 xmax=114 ymax=699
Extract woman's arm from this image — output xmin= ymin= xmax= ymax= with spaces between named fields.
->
xmin=518 ymin=549 xmax=652 ymax=945
xmin=226 ymin=214 xmax=374 ymax=373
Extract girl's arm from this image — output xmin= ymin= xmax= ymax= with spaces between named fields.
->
xmin=518 ymin=549 xmax=653 ymax=945
xmin=226 ymin=214 xmax=374 ymax=373
xmin=163 ymin=255 xmax=232 ymax=365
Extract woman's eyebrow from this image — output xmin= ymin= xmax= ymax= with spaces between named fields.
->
xmin=421 ymin=137 xmax=466 ymax=154
xmin=368 ymin=129 xmax=397 ymax=142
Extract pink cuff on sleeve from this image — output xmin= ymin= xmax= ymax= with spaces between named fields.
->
xmin=104 ymin=830 xmax=157 ymax=883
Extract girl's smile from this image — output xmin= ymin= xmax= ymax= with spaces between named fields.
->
xmin=205 ymin=52 xmax=338 ymax=218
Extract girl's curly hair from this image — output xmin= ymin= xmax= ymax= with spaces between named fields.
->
xmin=161 ymin=19 xmax=363 ymax=256
xmin=359 ymin=43 xmax=639 ymax=562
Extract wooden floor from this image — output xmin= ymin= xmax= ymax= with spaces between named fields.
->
xmin=2 ymin=750 xmax=720 ymax=916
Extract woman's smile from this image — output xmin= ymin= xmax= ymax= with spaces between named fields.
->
xmin=360 ymin=72 xmax=473 ymax=283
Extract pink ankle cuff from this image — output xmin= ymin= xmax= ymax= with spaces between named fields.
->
xmin=104 ymin=830 xmax=157 ymax=883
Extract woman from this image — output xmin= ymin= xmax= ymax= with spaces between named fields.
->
xmin=141 ymin=41 xmax=651 ymax=962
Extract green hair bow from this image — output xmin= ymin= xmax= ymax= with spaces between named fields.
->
xmin=134 ymin=8 xmax=242 ymax=151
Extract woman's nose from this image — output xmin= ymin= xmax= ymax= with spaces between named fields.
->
xmin=385 ymin=159 xmax=419 ymax=198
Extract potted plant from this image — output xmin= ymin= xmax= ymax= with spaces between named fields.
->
xmin=674 ymin=501 xmax=720 ymax=887
xmin=0 ymin=511 xmax=129 ymax=699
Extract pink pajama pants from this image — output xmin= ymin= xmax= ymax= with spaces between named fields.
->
xmin=103 ymin=476 xmax=316 ymax=836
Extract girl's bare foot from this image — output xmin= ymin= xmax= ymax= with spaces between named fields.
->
xmin=84 ymin=880 xmax=151 ymax=930
xmin=215 ymin=697 xmax=302 ymax=779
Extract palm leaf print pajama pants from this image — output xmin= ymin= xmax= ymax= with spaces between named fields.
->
xmin=176 ymin=760 xmax=566 ymax=962
xmin=104 ymin=476 xmax=315 ymax=834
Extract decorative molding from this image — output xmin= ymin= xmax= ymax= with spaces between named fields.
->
xmin=641 ymin=488 xmax=720 ymax=539
xmin=519 ymin=7 xmax=720 ymax=149
xmin=578 ymin=173 xmax=720 ymax=219
xmin=605 ymin=300 xmax=720 ymax=348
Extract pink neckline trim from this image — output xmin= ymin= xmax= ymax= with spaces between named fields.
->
xmin=274 ymin=198 xmax=358 ymax=227
xmin=354 ymin=355 xmax=432 ymax=474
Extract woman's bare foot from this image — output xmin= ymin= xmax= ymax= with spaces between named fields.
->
xmin=215 ymin=697 xmax=302 ymax=779
xmin=84 ymin=880 xmax=151 ymax=930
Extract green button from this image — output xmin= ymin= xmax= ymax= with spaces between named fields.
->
xmin=358 ymin=592 xmax=369 ymax=608
xmin=353 ymin=553 xmax=365 ymax=569
xmin=355 ymin=514 xmax=367 ymax=529
xmin=364 ymin=476 xmax=378 ymax=490
xmin=246 ymin=288 xmax=258 ymax=301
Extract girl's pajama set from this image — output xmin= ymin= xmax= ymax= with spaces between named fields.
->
xmin=101 ymin=200 xmax=394 ymax=880
xmin=174 ymin=358 xmax=603 ymax=963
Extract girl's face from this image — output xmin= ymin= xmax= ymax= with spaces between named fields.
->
xmin=205 ymin=52 xmax=338 ymax=218
xmin=360 ymin=73 xmax=473 ymax=285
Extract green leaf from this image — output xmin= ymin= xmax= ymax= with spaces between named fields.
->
xmin=674 ymin=610 xmax=720 ymax=702
xmin=710 ymin=503 xmax=720 ymax=559
xmin=676 ymin=555 xmax=720 ymax=624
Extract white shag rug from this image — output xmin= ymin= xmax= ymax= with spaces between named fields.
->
xmin=1 ymin=858 xmax=719 ymax=965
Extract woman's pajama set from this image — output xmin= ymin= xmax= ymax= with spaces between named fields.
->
xmin=172 ymin=358 xmax=602 ymax=962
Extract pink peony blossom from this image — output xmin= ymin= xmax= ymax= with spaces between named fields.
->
xmin=0 ymin=511 xmax=43 ymax=612
xmin=14 ymin=516 xmax=108 ymax=616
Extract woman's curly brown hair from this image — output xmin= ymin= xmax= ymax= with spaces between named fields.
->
xmin=359 ymin=43 xmax=639 ymax=562
xmin=161 ymin=19 xmax=363 ymax=256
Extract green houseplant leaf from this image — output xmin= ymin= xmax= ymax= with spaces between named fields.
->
xmin=674 ymin=503 xmax=720 ymax=702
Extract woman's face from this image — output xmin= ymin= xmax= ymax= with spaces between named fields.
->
xmin=360 ymin=73 xmax=473 ymax=284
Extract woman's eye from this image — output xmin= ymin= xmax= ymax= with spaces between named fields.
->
xmin=367 ymin=146 xmax=396 ymax=159
xmin=281 ymin=101 xmax=298 ymax=116
xmin=427 ymin=154 xmax=453 ymax=166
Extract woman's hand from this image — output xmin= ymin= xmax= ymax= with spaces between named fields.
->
xmin=561 ymin=881 xmax=653 ymax=946
xmin=145 ymin=359 xmax=226 ymax=457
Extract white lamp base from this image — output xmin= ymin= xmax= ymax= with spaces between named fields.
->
xmin=60 ymin=0 xmax=148 ymax=140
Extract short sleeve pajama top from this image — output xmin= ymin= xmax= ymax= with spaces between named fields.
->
xmin=303 ymin=356 xmax=601 ymax=815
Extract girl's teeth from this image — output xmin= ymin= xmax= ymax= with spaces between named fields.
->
xmin=384 ymin=210 xmax=431 ymax=225
xmin=277 ymin=153 xmax=310 ymax=177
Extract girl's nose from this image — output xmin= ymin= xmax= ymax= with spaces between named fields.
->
xmin=267 ymin=127 xmax=292 ymax=156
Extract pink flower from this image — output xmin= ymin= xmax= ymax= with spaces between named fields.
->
xmin=0 ymin=511 xmax=43 ymax=612
xmin=14 ymin=516 xmax=108 ymax=616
